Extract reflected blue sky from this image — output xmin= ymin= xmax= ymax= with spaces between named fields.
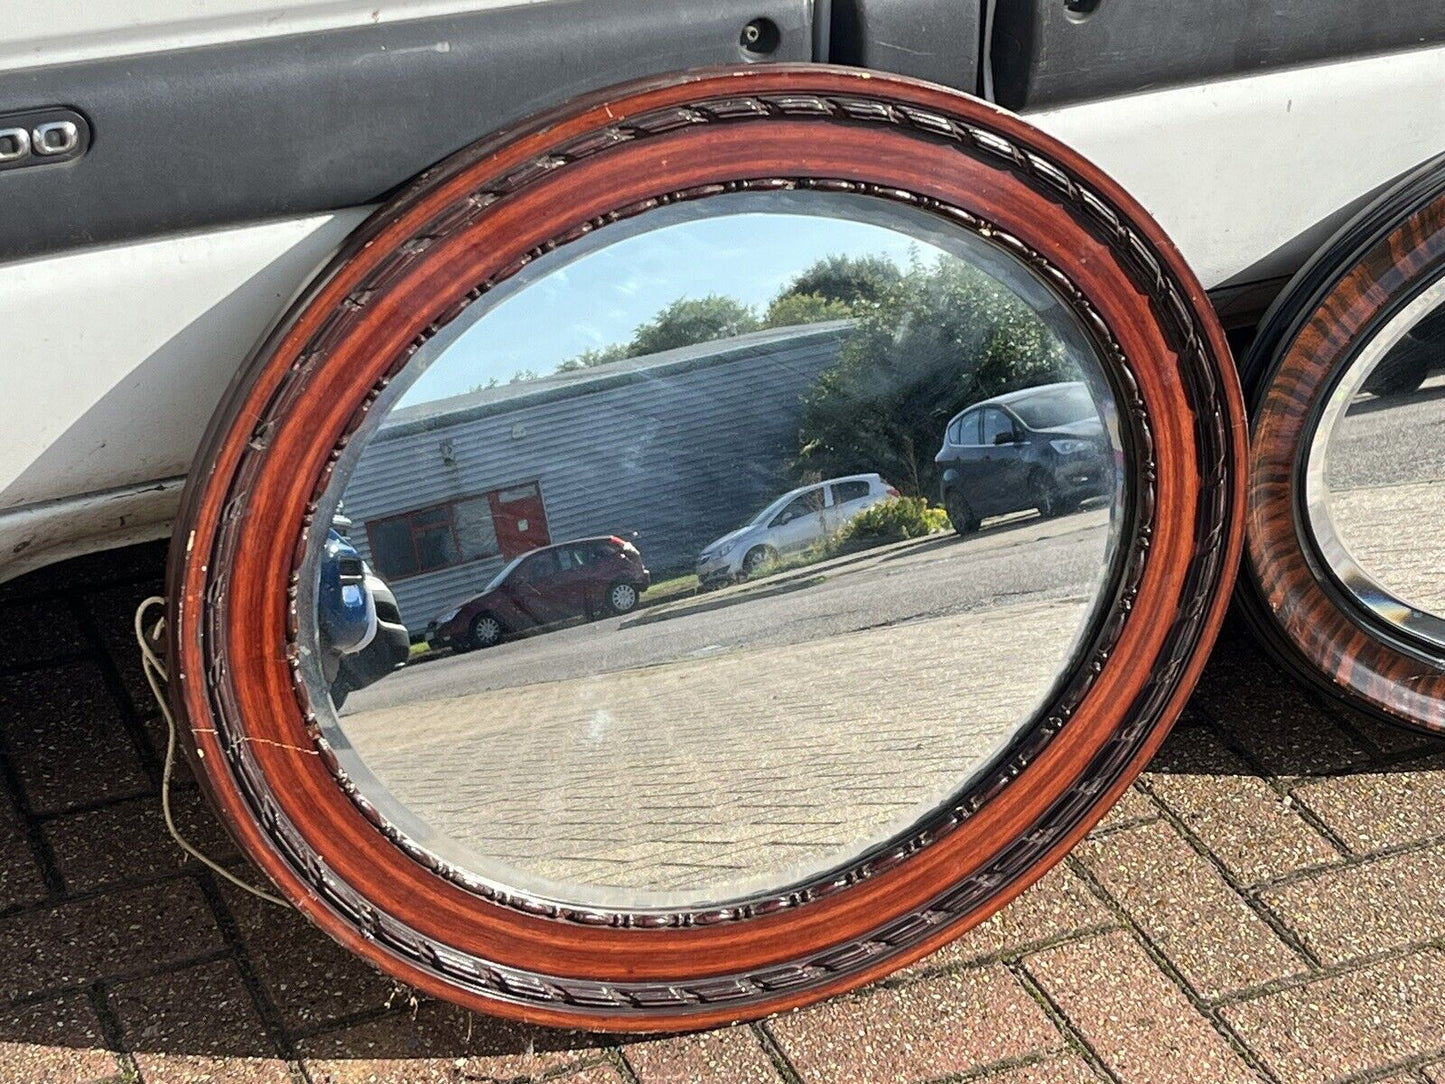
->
xmin=400 ymin=213 xmax=939 ymax=406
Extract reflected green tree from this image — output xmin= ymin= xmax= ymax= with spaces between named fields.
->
xmin=553 ymin=295 xmax=761 ymax=374
xmin=796 ymin=254 xmax=1078 ymax=496
xmin=782 ymin=254 xmax=902 ymax=309
xmin=555 ymin=343 xmax=629 ymax=373
xmin=762 ymin=292 xmax=853 ymax=328
xmin=551 ymin=255 xmax=905 ymax=374
xmin=628 ymin=295 xmax=761 ymax=356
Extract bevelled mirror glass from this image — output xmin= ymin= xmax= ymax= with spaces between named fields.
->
xmin=297 ymin=190 xmax=1126 ymax=910
xmin=1307 ymin=274 xmax=1445 ymax=648
xmin=172 ymin=66 xmax=1247 ymax=1028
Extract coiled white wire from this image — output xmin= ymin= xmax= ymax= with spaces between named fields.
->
xmin=133 ymin=596 xmax=288 ymax=908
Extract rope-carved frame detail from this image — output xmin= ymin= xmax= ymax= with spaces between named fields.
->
xmin=183 ymin=82 xmax=1237 ymax=1021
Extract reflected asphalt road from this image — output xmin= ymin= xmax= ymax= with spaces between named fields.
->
xmin=1331 ymin=373 xmax=1445 ymax=490
xmin=343 ymin=507 xmax=1112 ymax=715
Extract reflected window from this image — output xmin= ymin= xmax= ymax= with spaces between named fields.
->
xmin=364 ymin=484 xmax=546 ymax=580
xmin=1010 ymin=385 xmax=1095 ymax=429
xmin=982 ymin=409 xmax=1016 ymax=445
xmin=831 ymin=480 xmax=871 ymax=503
xmin=412 ymin=507 xmax=456 ymax=572
xmin=454 ymin=497 xmax=501 ymax=565
xmin=559 ymin=544 xmax=605 ymax=570
xmin=955 ymin=410 xmax=982 ymax=446
xmin=518 ymin=550 xmax=560 ymax=583
xmin=772 ymin=489 xmax=825 ymax=527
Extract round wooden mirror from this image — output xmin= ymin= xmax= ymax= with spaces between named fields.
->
xmin=167 ymin=65 xmax=1245 ymax=1029
xmin=1241 ymin=152 xmax=1445 ymax=734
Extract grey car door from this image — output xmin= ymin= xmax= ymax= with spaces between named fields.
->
xmin=768 ymin=488 xmax=830 ymax=554
xmin=980 ymin=407 xmax=1028 ymax=512
xmin=952 ymin=409 xmax=988 ymax=506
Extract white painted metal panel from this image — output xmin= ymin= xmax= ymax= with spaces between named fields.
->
xmin=0 ymin=0 xmax=540 ymax=70
xmin=0 ymin=210 xmax=369 ymax=579
xmin=1025 ymin=44 xmax=1445 ymax=289
xmin=0 ymin=211 xmax=369 ymax=507
xmin=4 ymin=45 xmax=1445 ymax=579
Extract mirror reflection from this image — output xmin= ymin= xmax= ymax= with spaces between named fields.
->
xmin=1310 ymin=277 xmax=1445 ymax=647
xmin=303 ymin=193 xmax=1125 ymax=909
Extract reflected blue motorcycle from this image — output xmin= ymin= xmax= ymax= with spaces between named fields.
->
xmin=316 ymin=527 xmax=410 ymax=707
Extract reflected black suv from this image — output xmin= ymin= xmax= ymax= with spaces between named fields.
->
xmin=934 ymin=382 xmax=1112 ymax=534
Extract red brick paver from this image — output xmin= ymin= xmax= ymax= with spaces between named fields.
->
xmin=768 ymin=967 xmax=1062 ymax=1082
xmin=298 ymin=1000 xmax=601 ymax=1082
xmin=1292 ymin=763 xmax=1445 ymax=853
xmin=1025 ymin=931 xmax=1260 ymax=1084
xmin=985 ymin=1058 xmax=1102 ymax=1084
xmin=1076 ymin=817 xmax=1301 ymax=997
xmin=0 ymin=996 xmax=119 ymax=1083
xmin=562 ymin=1066 xmax=631 ymax=1084
xmin=0 ymin=802 xmax=45 ymax=912
xmin=2 ymin=543 xmax=1444 ymax=1083
xmin=1222 ymin=950 xmax=1445 ymax=1084
xmin=0 ymin=880 xmax=222 ymax=1001
xmin=1144 ymin=727 xmax=1340 ymax=884
xmin=1260 ymin=847 xmax=1445 ymax=965
xmin=623 ymin=1026 xmax=779 ymax=1084
xmin=110 ymin=959 xmax=292 ymax=1083
xmin=901 ymin=862 xmax=1112 ymax=975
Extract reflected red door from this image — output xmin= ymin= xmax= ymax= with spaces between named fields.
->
xmin=489 ymin=483 xmax=550 ymax=559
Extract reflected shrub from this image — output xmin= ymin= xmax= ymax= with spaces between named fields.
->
xmin=839 ymin=496 xmax=949 ymax=544
xmin=732 ymin=498 xmax=950 ymax=585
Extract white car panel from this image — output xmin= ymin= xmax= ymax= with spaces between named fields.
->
xmin=1025 ymin=43 xmax=1445 ymax=288
xmin=0 ymin=478 xmax=186 ymax=585
xmin=0 ymin=209 xmax=370 ymax=579
xmin=4 ymin=45 xmax=1445 ymax=581
xmin=0 ymin=0 xmax=540 ymax=70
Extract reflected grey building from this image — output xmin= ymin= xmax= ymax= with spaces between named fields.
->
xmin=341 ymin=321 xmax=852 ymax=634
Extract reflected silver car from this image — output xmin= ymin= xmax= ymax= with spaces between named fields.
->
xmin=696 ymin=473 xmax=898 ymax=585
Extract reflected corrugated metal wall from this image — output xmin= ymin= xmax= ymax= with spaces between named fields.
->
xmin=341 ymin=322 xmax=851 ymax=633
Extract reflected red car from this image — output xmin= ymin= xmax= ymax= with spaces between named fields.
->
xmin=426 ymin=536 xmax=650 ymax=651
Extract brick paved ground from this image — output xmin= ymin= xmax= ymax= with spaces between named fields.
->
xmin=344 ymin=599 xmax=1087 ymax=902
xmin=4 ymin=540 xmax=1445 ymax=1083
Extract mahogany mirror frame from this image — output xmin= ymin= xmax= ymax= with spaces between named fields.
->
xmin=1240 ymin=152 xmax=1445 ymax=734
xmin=165 ymin=64 xmax=1246 ymax=1030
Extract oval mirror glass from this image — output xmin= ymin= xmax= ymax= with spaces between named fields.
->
xmin=298 ymin=190 xmax=1126 ymax=910
xmin=1308 ymin=274 xmax=1445 ymax=648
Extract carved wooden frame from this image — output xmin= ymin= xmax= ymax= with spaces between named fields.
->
xmin=1241 ymin=154 xmax=1445 ymax=733
xmin=167 ymin=65 xmax=1245 ymax=1030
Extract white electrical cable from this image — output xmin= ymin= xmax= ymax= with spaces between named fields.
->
xmin=133 ymin=596 xmax=290 ymax=908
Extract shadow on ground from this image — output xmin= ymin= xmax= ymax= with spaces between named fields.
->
xmin=0 ymin=540 xmax=1440 ymax=1079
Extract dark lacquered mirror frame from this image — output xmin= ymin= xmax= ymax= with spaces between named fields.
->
xmin=167 ymin=64 xmax=1245 ymax=1030
xmin=1240 ymin=151 xmax=1445 ymax=735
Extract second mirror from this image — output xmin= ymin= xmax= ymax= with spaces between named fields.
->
xmin=1242 ymin=151 xmax=1445 ymax=732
